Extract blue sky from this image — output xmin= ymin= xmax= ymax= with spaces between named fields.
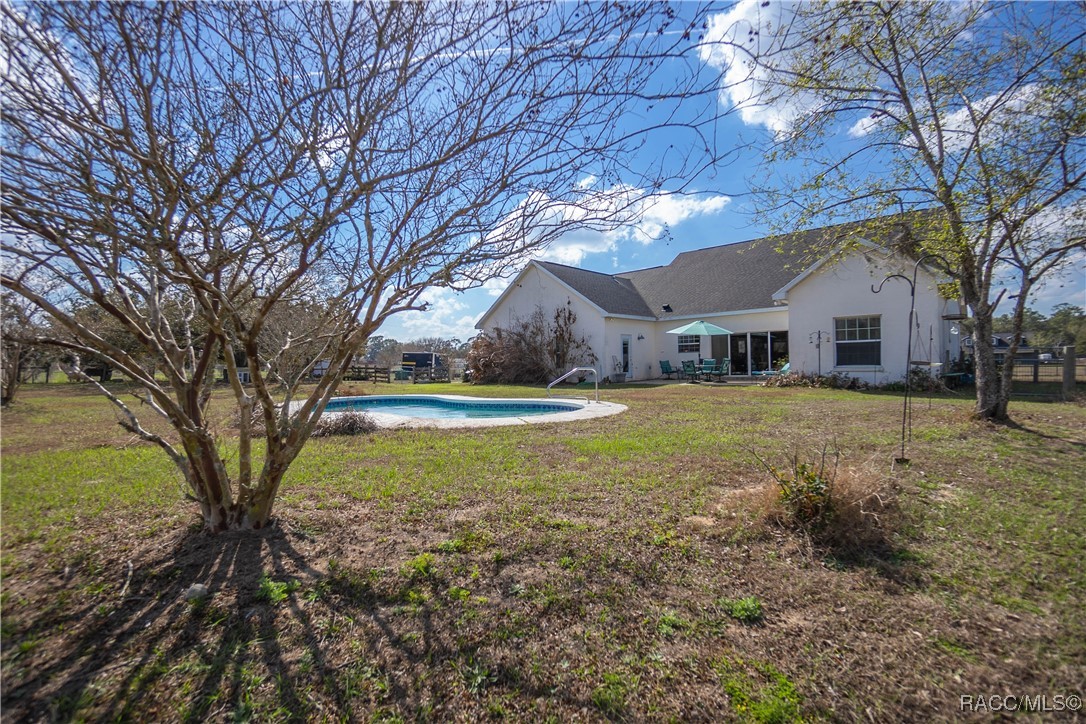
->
xmin=378 ymin=1 xmax=1085 ymax=344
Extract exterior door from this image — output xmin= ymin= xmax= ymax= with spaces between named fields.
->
xmin=730 ymin=335 xmax=748 ymax=375
xmin=621 ymin=335 xmax=631 ymax=373
xmin=750 ymin=333 xmax=770 ymax=373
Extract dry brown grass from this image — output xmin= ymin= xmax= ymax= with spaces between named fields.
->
xmin=3 ymin=382 xmax=1085 ymax=722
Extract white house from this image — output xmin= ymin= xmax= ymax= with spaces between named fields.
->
xmin=475 ymin=219 xmax=964 ymax=383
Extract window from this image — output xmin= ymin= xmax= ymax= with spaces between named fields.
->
xmin=677 ymin=335 xmax=699 ymax=353
xmin=835 ymin=316 xmax=881 ymax=366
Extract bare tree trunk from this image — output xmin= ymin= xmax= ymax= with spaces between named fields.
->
xmin=971 ymin=310 xmax=1007 ymax=420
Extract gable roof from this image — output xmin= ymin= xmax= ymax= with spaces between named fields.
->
xmin=535 ymin=262 xmax=655 ymax=318
xmin=480 ymin=213 xmax=931 ymax=326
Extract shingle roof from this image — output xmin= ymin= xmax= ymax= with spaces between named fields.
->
xmin=536 ymin=216 xmax=917 ymax=320
xmin=535 ymin=262 xmax=656 ymax=317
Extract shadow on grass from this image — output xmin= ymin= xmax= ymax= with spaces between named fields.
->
xmin=1 ymin=521 xmax=587 ymax=721
xmin=818 ymin=541 xmax=932 ymax=591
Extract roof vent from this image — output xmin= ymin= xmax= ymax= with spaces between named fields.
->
xmin=661 ymin=304 xmax=672 ymax=313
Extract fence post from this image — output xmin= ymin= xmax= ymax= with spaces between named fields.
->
xmin=1064 ymin=346 xmax=1076 ymax=399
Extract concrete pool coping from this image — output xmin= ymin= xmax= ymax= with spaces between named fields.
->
xmin=317 ymin=394 xmax=627 ymax=429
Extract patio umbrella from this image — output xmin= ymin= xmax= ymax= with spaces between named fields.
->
xmin=666 ymin=320 xmax=733 ymax=336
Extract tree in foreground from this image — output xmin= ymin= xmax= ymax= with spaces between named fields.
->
xmin=2 ymin=2 xmax=726 ymax=531
xmin=703 ymin=0 xmax=1085 ymax=420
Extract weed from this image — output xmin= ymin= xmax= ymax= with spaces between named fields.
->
xmin=401 ymin=553 xmax=437 ymax=579
xmin=655 ymin=609 xmax=689 ymax=637
xmin=718 ymin=596 xmax=764 ymax=624
xmin=714 ymin=657 xmax=802 ymax=723
xmin=591 ymin=671 xmax=636 ymax=717
xmin=437 ymin=529 xmax=494 ymax=554
xmin=459 ymin=656 xmax=497 ymax=695
xmin=754 ymin=445 xmax=838 ymax=528
xmin=447 ymin=586 xmax=471 ymax=602
xmin=934 ymin=638 xmax=977 ymax=662
xmin=557 ymin=555 xmax=577 ymax=571
xmin=256 ymin=575 xmax=299 ymax=605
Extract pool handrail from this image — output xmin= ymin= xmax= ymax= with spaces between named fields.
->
xmin=547 ymin=367 xmax=599 ymax=403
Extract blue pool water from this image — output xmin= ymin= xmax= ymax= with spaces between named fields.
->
xmin=325 ymin=395 xmax=581 ymax=419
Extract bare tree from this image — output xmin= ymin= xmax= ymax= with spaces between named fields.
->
xmin=1 ymin=292 xmax=53 ymax=405
xmin=1 ymin=2 xmax=726 ymax=530
xmin=704 ymin=0 xmax=1085 ymax=420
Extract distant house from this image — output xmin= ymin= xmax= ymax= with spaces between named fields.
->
xmin=963 ymin=333 xmax=1037 ymax=364
xmin=476 ymin=219 xmax=964 ymax=383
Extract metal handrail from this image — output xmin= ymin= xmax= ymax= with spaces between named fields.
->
xmin=547 ymin=366 xmax=599 ymax=402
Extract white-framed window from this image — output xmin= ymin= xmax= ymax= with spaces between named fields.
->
xmin=835 ymin=316 xmax=881 ymax=366
xmin=677 ymin=335 xmax=699 ymax=353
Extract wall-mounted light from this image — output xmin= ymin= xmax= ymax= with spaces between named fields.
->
xmin=637 ymin=334 xmax=645 ymax=340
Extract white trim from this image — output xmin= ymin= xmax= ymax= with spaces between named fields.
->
xmin=604 ymin=313 xmax=656 ymax=321
xmin=772 ymin=239 xmax=883 ymax=302
xmin=660 ymin=307 xmax=782 ymax=321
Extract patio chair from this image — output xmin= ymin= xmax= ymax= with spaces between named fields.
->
xmin=753 ymin=362 xmax=790 ymax=378
xmin=659 ymin=360 xmax=680 ymax=380
xmin=681 ymin=360 xmax=697 ymax=380
xmin=699 ymin=359 xmax=717 ymax=381
xmin=713 ymin=358 xmax=731 ymax=381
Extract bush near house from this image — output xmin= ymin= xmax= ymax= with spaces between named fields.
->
xmin=466 ymin=306 xmax=596 ymax=384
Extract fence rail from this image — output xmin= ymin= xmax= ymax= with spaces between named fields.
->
xmin=1007 ymin=359 xmax=1084 ymax=383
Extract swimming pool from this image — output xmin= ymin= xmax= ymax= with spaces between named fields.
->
xmin=319 ymin=394 xmax=626 ymax=428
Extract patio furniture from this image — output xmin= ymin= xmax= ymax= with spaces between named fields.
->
xmin=659 ymin=360 xmax=680 ymax=380
xmin=699 ymin=359 xmax=718 ymax=381
xmin=681 ymin=360 xmax=698 ymax=380
xmin=752 ymin=362 xmax=790 ymax=378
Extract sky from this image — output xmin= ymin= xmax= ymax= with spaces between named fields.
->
xmin=377 ymin=1 xmax=1086 ymax=344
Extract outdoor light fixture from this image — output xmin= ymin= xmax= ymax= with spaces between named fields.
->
xmin=637 ymin=334 xmax=645 ymax=340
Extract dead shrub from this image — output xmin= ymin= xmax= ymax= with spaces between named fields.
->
xmin=312 ymin=411 xmax=378 ymax=437
xmin=751 ymin=445 xmax=898 ymax=554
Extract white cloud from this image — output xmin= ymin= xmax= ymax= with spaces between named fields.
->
xmin=394 ymin=287 xmax=480 ymax=341
xmin=482 ymin=277 xmax=510 ymax=298
xmin=534 ymin=187 xmax=730 ymax=266
xmin=699 ymin=0 xmax=818 ymax=135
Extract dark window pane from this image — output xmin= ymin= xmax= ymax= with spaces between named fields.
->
xmin=836 ymin=341 xmax=881 ymax=366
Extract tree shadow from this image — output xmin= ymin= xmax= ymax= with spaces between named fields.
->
xmin=993 ymin=417 xmax=1086 ymax=450
xmin=1 ymin=518 xmax=596 ymax=721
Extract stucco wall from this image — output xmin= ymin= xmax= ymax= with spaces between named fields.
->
xmin=476 ymin=265 xmax=607 ymax=378
xmin=785 ymin=249 xmax=953 ymax=384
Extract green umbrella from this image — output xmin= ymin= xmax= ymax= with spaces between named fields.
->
xmin=666 ymin=320 xmax=733 ymax=336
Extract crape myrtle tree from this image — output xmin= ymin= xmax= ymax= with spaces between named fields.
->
xmin=1 ymin=1 xmax=727 ymax=531
xmin=703 ymin=0 xmax=1086 ymax=420
xmin=0 ymin=291 xmax=54 ymax=405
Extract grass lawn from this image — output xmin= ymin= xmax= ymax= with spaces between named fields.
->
xmin=2 ymin=381 xmax=1084 ymax=722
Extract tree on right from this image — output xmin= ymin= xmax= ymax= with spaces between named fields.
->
xmin=703 ymin=0 xmax=1085 ymax=420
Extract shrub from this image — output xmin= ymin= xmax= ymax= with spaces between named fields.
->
xmin=880 ymin=367 xmax=950 ymax=393
xmin=466 ymin=304 xmax=596 ymax=384
xmin=751 ymin=445 xmax=898 ymax=554
xmin=760 ymin=371 xmax=869 ymax=389
xmin=755 ymin=445 xmax=839 ymax=528
xmin=311 ymin=411 xmax=377 ymax=437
